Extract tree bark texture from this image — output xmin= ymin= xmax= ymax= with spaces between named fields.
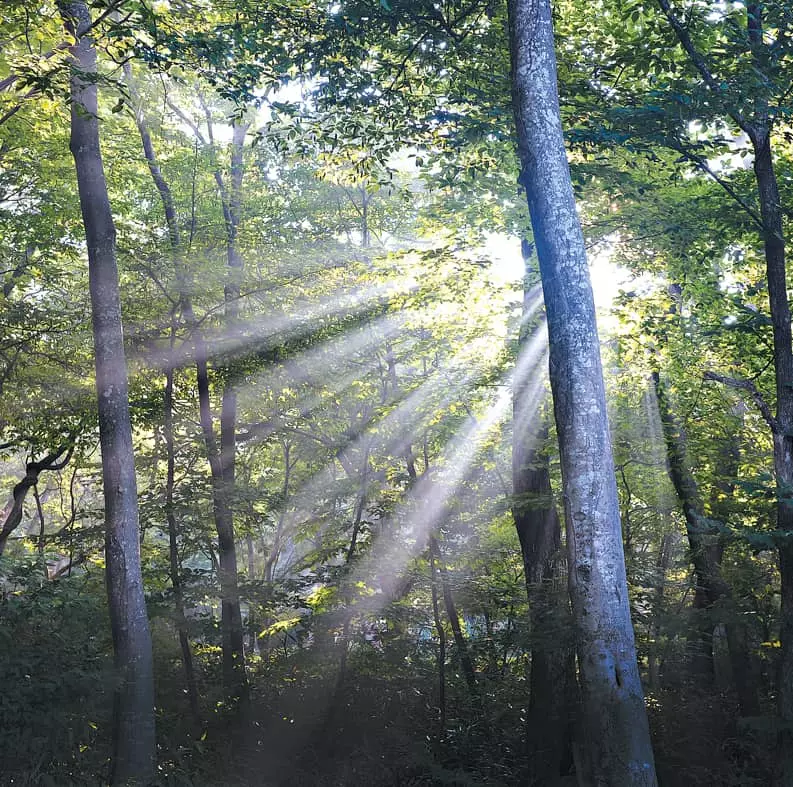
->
xmin=59 ymin=2 xmax=156 ymax=782
xmin=508 ymin=0 xmax=657 ymax=782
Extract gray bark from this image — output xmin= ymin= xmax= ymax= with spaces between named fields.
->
xmin=508 ymin=0 xmax=657 ymax=783
xmin=58 ymin=2 xmax=155 ymax=782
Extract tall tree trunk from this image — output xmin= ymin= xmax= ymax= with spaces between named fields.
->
xmin=215 ymin=117 xmax=249 ymax=702
xmin=751 ymin=115 xmax=793 ymax=778
xmin=653 ymin=372 xmax=758 ymax=714
xmin=334 ymin=471 xmax=369 ymax=698
xmin=508 ymin=1 xmax=657 ymax=783
xmin=513 ymin=240 xmax=574 ymax=783
xmin=246 ymin=533 xmax=259 ymax=653
xmin=125 ymin=66 xmax=201 ymax=718
xmin=710 ymin=407 xmax=760 ymax=717
xmin=648 ymin=531 xmax=673 ymax=692
xmin=654 ymin=372 xmax=719 ymax=674
xmin=58 ymin=3 xmax=155 ymax=782
xmin=127 ymin=77 xmax=248 ymax=702
xmin=164 ymin=358 xmax=201 ymax=723
xmin=513 ymin=414 xmax=574 ymax=783
xmin=655 ymin=2 xmax=792 ymax=773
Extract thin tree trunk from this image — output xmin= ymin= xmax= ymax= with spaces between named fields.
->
xmin=125 ymin=72 xmax=201 ymax=715
xmin=654 ymin=373 xmax=759 ymax=714
xmin=430 ymin=536 xmax=478 ymax=702
xmin=508 ymin=1 xmax=657 ymax=782
xmin=34 ymin=484 xmax=45 ymax=573
xmin=654 ymin=372 xmax=720 ymax=674
xmin=164 ymin=357 xmax=201 ymax=723
xmin=58 ymin=3 xmax=155 ymax=782
xmin=648 ymin=530 xmax=673 ymax=692
xmin=655 ymin=2 xmax=792 ymax=773
xmin=0 ymin=445 xmax=72 ymax=555
xmin=335 ymin=478 xmax=368 ymax=695
xmin=513 ymin=412 xmax=574 ymax=783
xmin=246 ymin=533 xmax=259 ymax=653
xmin=513 ymin=239 xmax=574 ymax=782
xmin=752 ymin=119 xmax=793 ymax=778
xmin=216 ymin=117 xmax=249 ymax=703
xmin=127 ymin=75 xmax=247 ymax=702
xmin=429 ymin=544 xmax=447 ymax=740
xmin=711 ymin=408 xmax=760 ymax=717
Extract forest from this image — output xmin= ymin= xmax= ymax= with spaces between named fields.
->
xmin=2 ymin=0 xmax=793 ymax=785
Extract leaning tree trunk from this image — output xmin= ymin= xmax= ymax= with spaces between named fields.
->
xmin=507 ymin=0 xmax=657 ymax=783
xmin=58 ymin=2 xmax=155 ymax=782
xmin=0 ymin=445 xmax=73 ymax=555
xmin=653 ymin=372 xmax=758 ymax=715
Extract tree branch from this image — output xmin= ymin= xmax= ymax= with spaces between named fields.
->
xmin=656 ymin=0 xmax=750 ymax=134
xmin=672 ymin=143 xmax=764 ymax=229
xmin=704 ymin=370 xmax=779 ymax=432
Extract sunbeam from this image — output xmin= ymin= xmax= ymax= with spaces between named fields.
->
xmin=254 ymin=352 xmax=491 ymax=580
xmin=133 ymin=274 xmax=419 ymax=374
xmin=330 ymin=322 xmax=551 ymax=617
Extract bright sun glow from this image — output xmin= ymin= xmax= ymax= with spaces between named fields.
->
xmin=482 ymin=230 xmax=630 ymax=324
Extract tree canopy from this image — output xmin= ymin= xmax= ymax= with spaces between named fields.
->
xmin=2 ymin=0 xmax=793 ymax=784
